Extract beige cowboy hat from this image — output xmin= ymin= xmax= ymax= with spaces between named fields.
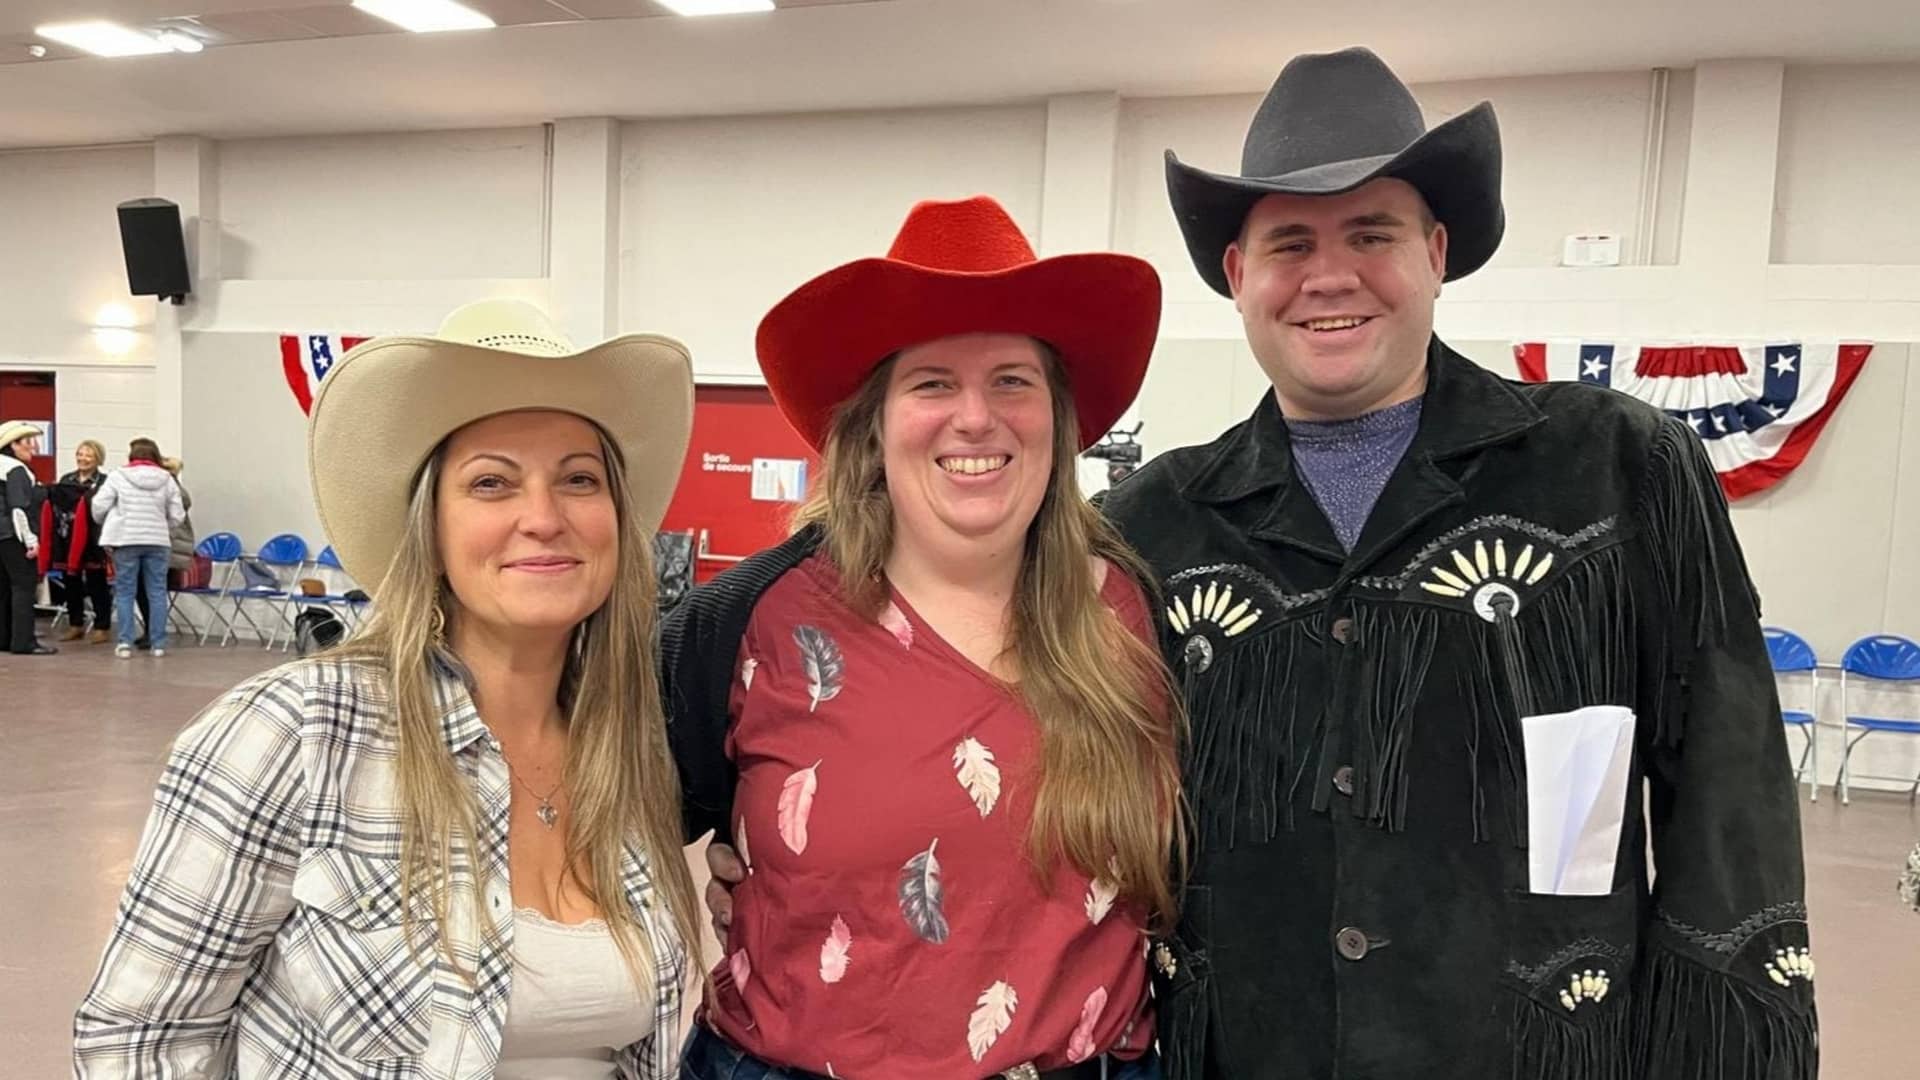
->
xmin=308 ymin=299 xmax=694 ymax=593
xmin=0 ymin=420 xmax=44 ymax=452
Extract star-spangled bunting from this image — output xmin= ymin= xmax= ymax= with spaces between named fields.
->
xmin=281 ymin=333 xmax=371 ymax=415
xmin=1514 ymin=340 xmax=1871 ymax=499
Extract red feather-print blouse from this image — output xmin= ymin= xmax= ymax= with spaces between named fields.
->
xmin=704 ymin=553 xmax=1158 ymax=1079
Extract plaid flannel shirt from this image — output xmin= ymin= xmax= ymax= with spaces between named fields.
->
xmin=74 ymin=655 xmax=689 ymax=1079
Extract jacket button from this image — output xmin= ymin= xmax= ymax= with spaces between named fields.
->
xmin=1335 ymin=927 xmax=1371 ymax=961
xmin=1330 ymin=617 xmax=1355 ymax=644
xmin=1332 ymin=765 xmax=1355 ymax=797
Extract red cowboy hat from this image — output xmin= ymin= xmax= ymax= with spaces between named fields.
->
xmin=755 ymin=195 xmax=1161 ymax=451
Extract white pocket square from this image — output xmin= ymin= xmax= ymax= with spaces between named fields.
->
xmin=1522 ymin=705 xmax=1636 ymax=896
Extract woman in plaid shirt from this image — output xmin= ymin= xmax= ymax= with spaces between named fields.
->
xmin=74 ymin=300 xmax=705 ymax=1080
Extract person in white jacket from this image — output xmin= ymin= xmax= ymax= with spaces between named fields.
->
xmin=92 ymin=437 xmax=186 ymax=657
xmin=0 ymin=420 xmax=53 ymax=655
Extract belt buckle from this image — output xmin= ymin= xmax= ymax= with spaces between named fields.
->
xmin=999 ymin=1065 xmax=1040 ymax=1080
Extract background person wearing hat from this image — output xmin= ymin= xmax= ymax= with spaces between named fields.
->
xmin=1101 ymin=47 xmax=1815 ymax=1079
xmin=76 ymin=300 xmax=705 ymax=1080
xmin=0 ymin=419 xmax=54 ymax=654
xmin=664 ymin=195 xmax=1182 ymax=1079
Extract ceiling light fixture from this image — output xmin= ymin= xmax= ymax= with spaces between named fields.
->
xmin=350 ymin=0 xmax=497 ymax=33
xmin=156 ymin=30 xmax=204 ymax=53
xmin=34 ymin=21 xmax=169 ymax=57
xmin=657 ymin=0 xmax=777 ymax=16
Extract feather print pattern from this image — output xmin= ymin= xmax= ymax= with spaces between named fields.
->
xmin=1084 ymin=876 xmax=1118 ymax=925
xmin=728 ymin=947 xmax=751 ymax=992
xmin=1067 ymin=985 xmax=1109 ymax=1063
xmin=898 ymin=838 xmax=950 ymax=944
xmin=952 ymin=737 xmax=1002 ymax=817
xmin=777 ymin=762 xmax=819 ymax=854
xmin=793 ymin=625 xmax=846 ymax=712
xmin=878 ymin=601 xmax=914 ymax=648
xmin=741 ymin=656 xmax=757 ymax=690
xmin=966 ymin=980 xmax=1018 ymax=1062
xmin=736 ymin=815 xmax=752 ymax=874
xmin=819 ymin=915 xmax=852 ymax=983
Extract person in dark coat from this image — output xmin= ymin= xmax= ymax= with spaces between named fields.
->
xmin=1098 ymin=46 xmax=1816 ymax=1080
xmin=54 ymin=438 xmax=113 ymax=643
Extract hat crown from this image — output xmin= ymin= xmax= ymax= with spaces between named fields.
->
xmin=885 ymin=196 xmax=1037 ymax=273
xmin=434 ymin=298 xmax=575 ymax=357
xmin=1241 ymin=46 xmax=1429 ymax=180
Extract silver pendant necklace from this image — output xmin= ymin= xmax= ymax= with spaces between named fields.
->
xmin=502 ymin=754 xmax=565 ymax=829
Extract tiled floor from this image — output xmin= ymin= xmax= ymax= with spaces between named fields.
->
xmin=4 ymin=637 xmax=1916 ymax=1078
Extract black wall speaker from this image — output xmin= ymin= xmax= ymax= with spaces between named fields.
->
xmin=116 ymin=197 xmax=191 ymax=304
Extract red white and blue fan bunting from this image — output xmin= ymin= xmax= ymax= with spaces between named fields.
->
xmin=1514 ymin=341 xmax=1871 ymax=499
xmin=281 ymin=333 xmax=370 ymax=415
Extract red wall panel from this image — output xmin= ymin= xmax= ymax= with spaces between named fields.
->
xmin=0 ymin=372 xmax=56 ymax=483
xmin=659 ymin=385 xmax=821 ymax=583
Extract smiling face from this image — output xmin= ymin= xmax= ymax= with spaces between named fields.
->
xmin=434 ymin=409 xmax=618 ymax=642
xmin=879 ymin=333 xmax=1056 ymax=553
xmin=1223 ymin=178 xmax=1448 ymax=420
xmin=75 ymin=443 xmax=100 ymax=472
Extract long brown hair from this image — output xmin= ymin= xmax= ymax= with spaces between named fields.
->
xmin=793 ymin=346 xmax=1185 ymax=926
xmin=329 ymin=425 xmax=703 ymax=985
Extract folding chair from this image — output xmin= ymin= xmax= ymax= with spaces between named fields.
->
xmin=220 ymin=533 xmax=308 ymax=648
xmin=176 ymin=532 xmax=246 ymax=646
xmin=46 ymin=570 xmax=82 ymax=634
xmin=1762 ymin=626 xmax=1821 ymax=801
xmin=1836 ymin=633 xmax=1920 ymax=805
xmin=276 ymin=545 xmax=370 ymax=651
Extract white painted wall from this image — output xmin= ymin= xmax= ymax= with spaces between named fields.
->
xmin=618 ymin=105 xmax=1048 ymax=380
xmin=215 ymin=128 xmax=548 ymax=281
xmin=0 ymin=145 xmax=159 ymax=466
xmin=1774 ymin=63 xmax=1920 ymax=266
xmin=178 ymin=331 xmax=325 ymax=552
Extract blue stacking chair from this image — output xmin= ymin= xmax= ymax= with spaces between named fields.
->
xmin=177 ymin=532 xmax=245 ymax=646
xmin=1836 ymin=634 xmax=1920 ymax=804
xmin=277 ymin=545 xmax=370 ymax=651
xmin=223 ymin=533 xmax=308 ymax=648
xmin=1762 ymin=627 xmax=1821 ymax=801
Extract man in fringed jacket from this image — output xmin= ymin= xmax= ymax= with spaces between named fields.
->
xmin=1102 ymin=46 xmax=1817 ymax=1080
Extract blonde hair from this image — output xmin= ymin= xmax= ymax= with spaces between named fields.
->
xmin=793 ymin=347 xmax=1185 ymax=926
xmin=330 ymin=425 xmax=701 ymax=985
xmin=77 ymin=439 xmax=107 ymax=467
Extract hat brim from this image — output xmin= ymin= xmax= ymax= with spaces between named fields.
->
xmin=1166 ymin=102 xmax=1504 ymax=295
xmin=308 ymin=334 xmax=694 ymax=594
xmin=0 ymin=421 xmax=44 ymax=449
xmin=755 ymin=253 xmax=1161 ymax=451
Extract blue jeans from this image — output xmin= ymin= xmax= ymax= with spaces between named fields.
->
xmin=679 ymin=1024 xmax=1163 ymax=1080
xmin=113 ymin=545 xmax=170 ymax=649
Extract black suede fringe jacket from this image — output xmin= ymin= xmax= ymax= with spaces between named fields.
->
xmin=1101 ymin=339 xmax=1816 ymax=1080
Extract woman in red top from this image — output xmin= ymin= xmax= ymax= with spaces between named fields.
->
xmin=662 ymin=196 xmax=1182 ymax=1080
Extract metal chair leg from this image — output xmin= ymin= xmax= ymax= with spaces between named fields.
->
xmin=1838 ymin=727 xmax=1876 ymax=805
xmin=1793 ymin=729 xmax=1817 ymax=801
xmin=1808 ymin=719 xmax=1819 ymax=803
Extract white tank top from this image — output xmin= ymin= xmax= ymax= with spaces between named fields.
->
xmin=497 ymin=908 xmax=657 ymax=1079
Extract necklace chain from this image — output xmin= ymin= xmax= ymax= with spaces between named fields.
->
xmin=498 ymin=746 xmax=565 ymax=828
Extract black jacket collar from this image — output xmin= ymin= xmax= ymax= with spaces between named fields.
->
xmin=1176 ymin=337 xmax=1546 ymax=570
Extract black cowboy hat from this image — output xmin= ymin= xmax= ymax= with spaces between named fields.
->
xmin=1165 ymin=46 xmax=1504 ymax=296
